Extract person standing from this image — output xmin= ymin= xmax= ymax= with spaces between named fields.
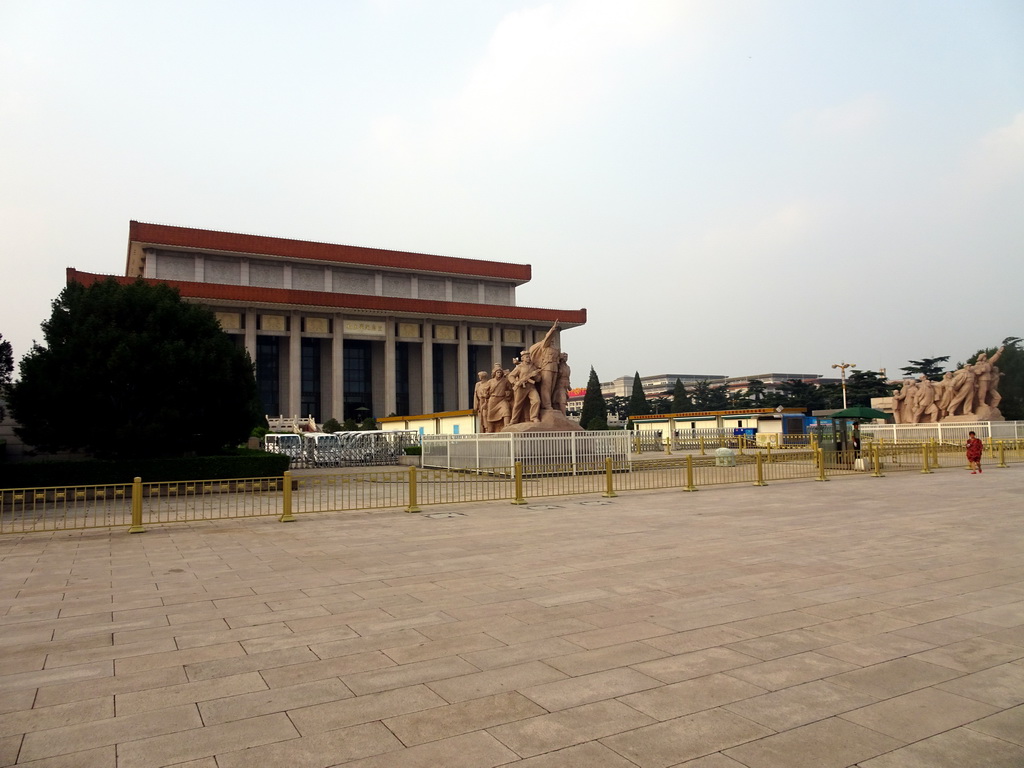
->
xmin=966 ymin=430 xmax=984 ymax=474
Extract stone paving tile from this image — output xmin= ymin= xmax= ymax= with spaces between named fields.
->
xmin=722 ymin=715 xmax=903 ymax=768
xmin=116 ymin=671 xmax=268 ymax=714
xmin=723 ymin=629 xmax=837 ymax=661
xmin=383 ymin=691 xmax=545 ymax=746
xmin=600 ymin=708 xmax=772 ymax=767
xmin=257 ymin=626 xmax=423 ymax=656
xmin=723 ymin=679 xmax=878 ymax=731
xmin=0 ymin=696 xmax=112 ymax=739
xmin=427 ymin=660 xmax=567 ymax=703
xmin=620 ymin=672 xmax=768 ymax=721
xmin=910 ymin=635 xmax=1024 ymax=672
xmin=813 ymin=632 xmax=936 ymax=666
xmin=380 ymin=631 xmax=506 ymax=665
xmin=214 ymin=721 xmax=401 ymax=768
xmin=0 ymin=660 xmax=113 ymax=693
xmin=0 ymin=687 xmax=36 ymax=715
xmin=0 ymin=733 xmax=21 ymax=766
xmin=857 ymin=725 xmax=1024 ymax=768
xmin=256 ymin=649 xmax=396 ymax=688
xmin=826 ymin=656 xmax=962 ymax=699
xmin=13 ymin=744 xmax=116 ymax=767
xmin=723 ymin=651 xmax=858 ymax=692
xmin=342 ymin=655 xmax=481 ymax=696
xmin=633 ymin=647 xmax=761 ymax=685
xmin=199 ymin=677 xmax=351 ymax=724
xmin=183 ymin=644 xmax=317 ymax=681
xmin=965 ymin=703 xmax=1024 ymax=746
xmin=935 ymin=660 xmax=1024 ymax=707
xmin=520 ymin=667 xmax=661 ymax=711
xmin=18 ymin=703 xmax=202 ymax=762
xmin=460 ymin=637 xmax=583 ymax=671
xmin=543 ymin=640 xmax=667 ymax=677
xmin=504 ymin=740 xmax=640 ymax=767
xmin=334 ymin=730 xmax=518 ymax=768
xmin=113 ymin=641 xmax=246 ymax=675
xmin=841 ymin=686 xmax=998 ymax=742
xmin=288 ymin=684 xmax=448 ymax=735
xmin=488 ymin=699 xmax=655 ymax=758
xmin=114 ymin=712 xmax=299 ymax=768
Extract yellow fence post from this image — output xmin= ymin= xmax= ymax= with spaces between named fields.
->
xmin=753 ymin=452 xmax=767 ymax=486
xmin=766 ymin=443 xmax=772 ymax=464
xmin=405 ymin=466 xmax=421 ymax=512
xmin=684 ymin=454 xmax=697 ymax=492
xmin=920 ymin=444 xmax=932 ymax=474
xmin=871 ymin=443 xmax=884 ymax=477
xmin=512 ymin=461 xmax=526 ymax=505
xmin=998 ymin=440 xmax=1008 ymax=468
xmin=279 ymin=471 xmax=296 ymax=522
xmin=699 ymin=435 xmax=705 ymax=455
xmin=128 ymin=476 xmax=145 ymax=534
xmin=603 ymin=456 xmax=617 ymax=498
xmin=664 ymin=437 xmax=671 ymax=455
xmin=816 ymin=448 xmax=828 ymax=482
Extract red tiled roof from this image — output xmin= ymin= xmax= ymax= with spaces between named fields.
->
xmin=128 ymin=221 xmax=532 ymax=282
xmin=68 ymin=269 xmax=587 ymax=327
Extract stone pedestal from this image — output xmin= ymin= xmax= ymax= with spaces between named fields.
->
xmin=500 ymin=409 xmax=584 ymax=433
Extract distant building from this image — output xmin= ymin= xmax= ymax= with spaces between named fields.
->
xmin=68 ymin=221 xmax=586 ymax=423
xmin=601 ymin=373 xmax=726 ymax=399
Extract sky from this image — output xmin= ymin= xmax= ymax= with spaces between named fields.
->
xmin=1 ymin=0 xmax=1022 ymax=385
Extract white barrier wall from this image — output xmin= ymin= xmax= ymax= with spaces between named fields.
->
xmin=421 ymin=431 xmax=631 ymax=471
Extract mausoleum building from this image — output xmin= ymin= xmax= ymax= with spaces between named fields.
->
xmin=68 ymin=221 xmax=586 ymax=423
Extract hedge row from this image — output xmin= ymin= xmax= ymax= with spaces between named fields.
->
xmin=0 ymin=450 xmax=291 ymax=489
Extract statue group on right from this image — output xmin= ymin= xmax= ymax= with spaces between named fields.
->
xmin=892 ymin=346 xmax=1004 ymax=423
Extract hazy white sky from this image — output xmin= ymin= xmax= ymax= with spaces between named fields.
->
xmin=2 ymin=0 xmax=1021 ymax=384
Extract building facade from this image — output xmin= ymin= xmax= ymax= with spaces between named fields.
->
xmin=69 ymin=221 xmax=586 ymax=423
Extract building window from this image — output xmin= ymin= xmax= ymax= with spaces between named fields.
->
xmin=344 ymin=340 xmax=373 ymax=422
xmin=433 ymin=345 xmax=446 ymax=412
xmin=256 ymin=337 xmax=280 ymax=418
xmin=301 ymin=338 xmax=322 ymax=421
xmin=396 ymin=342 xmax=410 ymax=417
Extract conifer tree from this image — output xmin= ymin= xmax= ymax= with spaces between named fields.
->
xmin=579 ymin=366 xmax=608 ymax=430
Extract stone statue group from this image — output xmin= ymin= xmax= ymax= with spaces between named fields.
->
xmin=892 ymin=346 xmax=1004 ymax=423
xmin=473 ymin=322 xmax=573 ymax=433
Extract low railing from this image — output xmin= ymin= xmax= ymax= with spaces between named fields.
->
xmin=2 ymin=440 xmax=1021 ymax=534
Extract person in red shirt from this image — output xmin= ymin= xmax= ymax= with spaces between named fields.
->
xmin=966 ymin=431 xmax=984 ymax=474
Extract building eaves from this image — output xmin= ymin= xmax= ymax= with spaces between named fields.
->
xmin=68 ymin=269 xmax=586 ymax=327
xmin=127 ymin=221 xmax=532 ymax=283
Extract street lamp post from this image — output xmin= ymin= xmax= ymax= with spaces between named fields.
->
xmin=831 ymin=361 xmax=856 ymax=409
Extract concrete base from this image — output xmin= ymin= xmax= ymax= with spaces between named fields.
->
xmin=500 ymin=409 xmax=584 ymax=433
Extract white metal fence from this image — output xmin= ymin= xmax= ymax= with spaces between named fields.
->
xmin=860 ymin=421 xmax=1024 ymax=443
xmin=421 ymin=431 xmax=632 ymax=471
xmin=264 ymin=430 xmax=419 ymax=468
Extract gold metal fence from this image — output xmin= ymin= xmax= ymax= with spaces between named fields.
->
xmin=4 ymin=442 xmax=1023 ymax=534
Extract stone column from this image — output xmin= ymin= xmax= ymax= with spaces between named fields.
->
xmin=422 ymin=322 xmax=434 ymax=413
xmin=244 ymin=310 xmax=257 ymax=363
xmin=457 ymin=323 xmax=469 ymax=409
xmin=331 ymin=315 xmax=344 ymax=421
xmin=384 ymin=318 xmax=397 ymax=417
xmin=288 ymin=312 xmax=301 ymax=417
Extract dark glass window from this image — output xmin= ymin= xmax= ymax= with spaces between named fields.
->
xmin=256 ymin=337 xmax=280 ymax=417
xmin=301 ymin=337 xmax=321 ymax=421
xmin=433 ymin=345 xmax=446 ymax=412
xmin=344 ymin=340 xmax=373 ymax=422
xmin=396 ymin=342 xmax=410 ymax=417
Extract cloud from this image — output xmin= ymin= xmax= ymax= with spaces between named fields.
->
xmin=790 ymin=93 xmax=886 ymax=141
xmin=370 ymin=0 xmax=693 ymax=160
xmin=958 ymin=111 xmax=1024 ymax=195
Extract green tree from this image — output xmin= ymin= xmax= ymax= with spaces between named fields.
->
xmin=691 ymin=380 xmax=728 ymax=410
xmin=579 ymin=367 xmax=608 ymax=430
xmin=901 ymin=356 xmax=949 ymax=381
xmin=605 ymin=395 xmax=628 ymax=423
xmin=745 ymin=379 xmax=767 ymax=404
xmin=0 ymin=333 xmax=12 ymax=422
xmin=967 ymin=336 xmax=1023 ymax=420
xmin=322 ymin=418 xmax=342 ymax=433
xmin=626 ymin=372 xmax=651 ymax=427
xmin=670 ymin=379 xmax=692 ymax=413
xmin=844 ymin=369 xmax=892 ymax=407
xmin=9 ymin=279 xmax=260 ymax=459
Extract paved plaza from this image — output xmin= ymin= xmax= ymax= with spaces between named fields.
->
xmin=1 ymin=466 xmax=1022 ymax=767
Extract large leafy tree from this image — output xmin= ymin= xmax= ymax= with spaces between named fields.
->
xmin=690 ymin=380 xmax=729 ymax=410
xmin=844 ymin=369 xmax=892 ymax=407
xmin=579 ymin=366 xmax=608 ymax=430
xmin=901 ymin=356 xmax=949 ymax=381
xmin=0 ymin=333 xmax=12 ymax=422
xmin=966 ymin=336 xmax=1023 ymax=420
xmin=605 ymin=395 xmax=628 ymax=423
xmin=776 ymin=379 xmax=828 ymax=413
xmin=10 ymin=279 xmax=261 ymax=458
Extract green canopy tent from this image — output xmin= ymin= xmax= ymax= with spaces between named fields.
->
xmin=830 ymin=406 xmax=890 ymax=421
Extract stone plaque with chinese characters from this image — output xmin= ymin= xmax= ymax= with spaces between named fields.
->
xmin=343 ymin=319 xmax=386 ymax=336
xmin=215 ymin=312 xmax=241 ymax=330
xmin=304 ymin=317 xmax=329 ymax=334
xmin=469 ymin=327 xmax=490 ymax=342
xmin=434 ymin=325 xmax=456 ymax=340
xmin=398 ymin=323 xmax=420 ymax=338
xmin=261 ymin=314 xmax=286 ymax=332
xmin=503 ymin=329 xmax=522 ymax=345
